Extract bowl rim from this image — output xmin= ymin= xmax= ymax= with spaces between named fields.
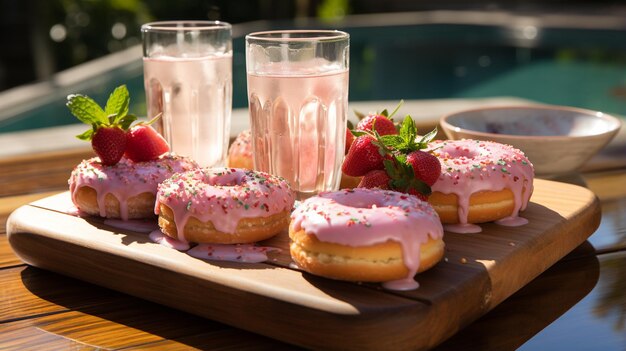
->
xmin=440 ymin=104 xmax=622 ymax=140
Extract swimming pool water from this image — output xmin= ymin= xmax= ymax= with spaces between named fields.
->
xmin=1 ymin=21 xmax=625 ymax=134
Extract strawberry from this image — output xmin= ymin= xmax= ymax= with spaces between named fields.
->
xmin=348 ymin=101 xmax=441 ymax=200
xmin=406 ymin=150 xmax=441 ymax=186
xmin=125 ymin=124 xmax=170 ymax=162
xmin=67 ymin=85 xmax=138 ymax=166
xmin=345 ymin=128 xmax=354 ymax=155
xmin=357 ymin=114 xmax=397 ymax=136
xmin=358 ymin=169 xmax=391 ymax=189
xmin=373 ymin=115 xmax=440 ymax=198
xmin=91 ymin=126 xmax=127 ymax=165
xmin=342 ymin=135 xmax=387 ymax=177
xmin=383 ymin=157 xmax=432 ymax=200
xmin=354 ymin=101 xmax=402 ymax=136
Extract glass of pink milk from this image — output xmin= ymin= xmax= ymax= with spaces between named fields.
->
xmin=142 ymin=21 xmax=232 ymax=167
xmin=245 ymin=30 xmax=349 ymax=200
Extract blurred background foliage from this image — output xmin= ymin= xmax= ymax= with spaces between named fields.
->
xmin=0 ymin=0 xmax=302 ymax=91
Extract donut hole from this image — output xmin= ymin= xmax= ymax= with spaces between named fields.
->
xmin=442 ymin=145 xmax=481 ymax=160
xmin=207 ymin=170 xmax=244 ymax=187
xmin=330 ymin=191 xmax=385 ymax=209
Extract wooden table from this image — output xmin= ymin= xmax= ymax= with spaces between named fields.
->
xmin=2 ymin=115 xmax=626 ymax=350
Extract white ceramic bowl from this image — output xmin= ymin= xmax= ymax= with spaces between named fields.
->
xmin=440 ymin=105 xmax=622 ymax=176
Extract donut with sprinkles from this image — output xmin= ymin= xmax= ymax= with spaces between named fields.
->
xmin=427 ymin=139 xmax=534 ymax=233
xmin=68 ymin=153 xmax=199 ymax=220
xmin=156 ymin=167 xmax=295 ymax=244
xmin=289 ymin=188 xmax=444 ymax=291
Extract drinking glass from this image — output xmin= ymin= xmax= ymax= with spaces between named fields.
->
xmin=142 ymin=21 xmax=232 ymax=167
xmin=246 ymin=30 xmax=350 ymax=199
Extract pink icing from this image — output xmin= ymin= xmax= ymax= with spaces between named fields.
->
xmin=149 ymin=229 xmax=191 ymax=251
xmin=66 ymin=206 xmax=83 ymax=217
xmin=187 ymin=243 xmax=280 ymax=263
xmin=444 ymin=223 xmax=482 ymax=234
xmin=290 ymin=188 xmax=444 ymax=290
xmin=382 ymin=278 xmax=420 ymax=291
xmin=68 ymin=153 xmax=199 ymax=220
xmin=428 ymin=139 xmax=534 ymax=233
xmin=495 ymin=216 xmax=529 ymax=227
xmin=155 ymin=167 xmax=295 ymax=242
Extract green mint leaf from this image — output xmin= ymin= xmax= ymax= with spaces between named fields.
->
xmin=107 ymin=114 xmax=117 ymax=125
xmin=104 ymin=85 xmax=130 ymax=124
xmin=66 ymin=94 xmax=107 ymax=125
xmin=379 ymin=135 xmax=404 ymax=149
xmin=371 ymin=139 xmax=389 ymax=157
xmin=388 ymin=100 xmax=403 ymax=119
xmin=390 ymin=178 xmax=405 ymax=190
xmin=347 ymin=120 xmax=354 ymax=130
xmin=380 ymin=109 xmax=389 ymax=117
xmin=383 ymin=159 xmax=398 ymax=178
xmin=395 ymin=153 xmax=407 ymax=164
xmin=398 ymin=160 xmax=414 ymax=177
xmin=377 ymin=146 xmax=386 ymax=157
xmin=399 ymin=116 xmax=417 ymax=144
xmin=417 ymin=127 xmax=438 ymax=148
xmin=119 ymin=114 xmax=138 ymax=130
xmin=351 ymin=130 xmax=370 ymax=137
xmin=75 ymin=128 xmax=94 ymax=141
xmin=409 ymin=178 xmax=431 ymax=195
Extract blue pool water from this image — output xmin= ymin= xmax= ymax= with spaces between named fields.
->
xmin=1 ymin=20 xmax=626 ymax=134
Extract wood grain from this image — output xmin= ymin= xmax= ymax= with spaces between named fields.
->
xmin=436 ymin=247 xmax=601 ymax=351
xmin=0 ymin=235 xmax=21 ymax=268
xmin=0 ymin=300 xmax=232 ymax=350
xmin=0 ymin=265 xmax=291 ymax=350
xmin=119 ymin=329 xmax=294 ymax=351
xmin=0 ymin=266 xmax=125 ymax=323
xmin=5 ymin=178 xmax=601 ymax=350
xmin=0 ymin=148 xmax=91 ymax=197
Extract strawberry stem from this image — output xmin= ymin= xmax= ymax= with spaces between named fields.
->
xmin=387 ymin=99 xmax=404 ymax=119
xmin=144 ymin=112 xmax=163 ymax=126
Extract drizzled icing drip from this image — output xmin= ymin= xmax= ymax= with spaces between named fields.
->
xmin=155 ymin=167 xmax=295 ymax=242
xmin=149 ymin=230 xmax=191 ymax=251
xmin=444 ymin=223 xmax=482 ymax=234
xmin=428 ymin=139 xmax=534 ymax=233
xmin=495 ymin=216 xmax=529 ymax=227
xmin=291 ymin=188 xmax=444 ymax=290
xmin=66 ymin=206 xmax=83 ymax=217
xmin=187 ymin=244 xmax=280 ymax=263
xmin=382 ymin=278 xmax=420 ymax=291
xmin=68 ymin=153 xmax=199 ymax=220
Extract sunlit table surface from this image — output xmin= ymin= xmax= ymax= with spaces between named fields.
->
xmin=1 ymin=98 xmax=625 ymax=350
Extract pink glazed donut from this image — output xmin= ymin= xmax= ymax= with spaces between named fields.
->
xmin=289 ymin=188 xmax=444 ymax=290
xmin=156 ymin=167 xmax=295 ymax=244
xmin=69 ymin=153 xmax=199 ymax=220
xmin=427 ymin=139 xmax=535 ymax=233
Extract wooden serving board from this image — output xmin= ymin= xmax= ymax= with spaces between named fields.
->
xmin=6 ymin=179 xmax=601 ymax=351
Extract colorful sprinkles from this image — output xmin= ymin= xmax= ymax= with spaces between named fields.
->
xmin=156 ymin=167 xmax=295 ymax=235
xmin=426 ymin=139 xmax=535 ymax=230
xmin=68 ymin=153 xmax=199 ymax=220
